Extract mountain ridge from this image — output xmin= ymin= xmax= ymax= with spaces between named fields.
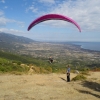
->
xmin=0 ymin=32 xmax=35 ymax=44
xmin=0 ymin=32 xmax=35 ymax=52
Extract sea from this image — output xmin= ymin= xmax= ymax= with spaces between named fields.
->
xmin=71 ymin=42 xmax=100 ymax=52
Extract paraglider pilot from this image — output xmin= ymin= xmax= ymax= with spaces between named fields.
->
xmin=49 ymin=57 xmax=53 ymax=64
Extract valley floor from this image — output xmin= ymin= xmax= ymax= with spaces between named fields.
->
xmin=0 ymin=72 xmax=100 ymax=100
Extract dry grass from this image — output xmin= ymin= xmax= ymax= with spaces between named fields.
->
xmin=0 ymin=72 xmax=100 ymax=100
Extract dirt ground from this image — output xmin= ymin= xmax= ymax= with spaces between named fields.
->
xmin=0 ymin=72 xmax=100 ymax=100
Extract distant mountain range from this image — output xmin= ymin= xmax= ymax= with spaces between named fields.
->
xmin=0 ymin=32 xmax=35 ymax=52
xmin=0 ymin=32 xmax=35 ymax=43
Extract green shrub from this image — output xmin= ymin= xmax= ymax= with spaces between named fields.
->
xmin=45 ymin=66 xmax=52 ymax=73
xmin=72 ymin=74 xmax=87 ymax=81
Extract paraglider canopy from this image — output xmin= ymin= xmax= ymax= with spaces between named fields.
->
xmin=27 ymin=14 xmax=81 ymax=32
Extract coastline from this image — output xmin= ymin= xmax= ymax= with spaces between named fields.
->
xmin=70 ymin=42 xmax=100 ymax=52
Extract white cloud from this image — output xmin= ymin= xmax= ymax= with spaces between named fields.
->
xmin=0 ymin=28 xmax=26 ymax=35
xmin=0 ymin=28 xmax=32 ymax=39
xmin=43 ymin=0 xmax=100 ymax=32
xmin=0 ymin=8 xmax=24 ymax=28
xmin=0 ymin=17 xmax=8 ymax=26
xmin=0 ymin=16 xmax=24 ymax=27
xmin=26 ymin=4 xmax=38 ymax=13
xmin=39 ymin=0 xmax=55 ymax=4
xmin=9 ymin=29 xmax=24 ymax=34
xmin=4 ymin=6 xmax=8 ymax=9
xmin=0 ymin=10 xmax=4 ymax=16
xmin=1 ymin=0 xmax=5 ymax=3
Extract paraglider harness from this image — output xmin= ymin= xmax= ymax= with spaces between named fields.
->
xmin=49 ymin=57 xmax=53 ymax=63
xmin=67 ymin=72 xmax=70 ymax=82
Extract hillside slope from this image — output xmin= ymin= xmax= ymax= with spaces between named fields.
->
xmin=0 ymin=32 xmax=35 ymax=52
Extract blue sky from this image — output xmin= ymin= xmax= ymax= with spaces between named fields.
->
xmin=0 ymin=0 xmax=100 ymax=42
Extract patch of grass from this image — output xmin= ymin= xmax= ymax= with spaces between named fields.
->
xmin=72 ymin=74 xmax=87 ymax=81
xmin=80 ymin=71 xmax=90 ymax=75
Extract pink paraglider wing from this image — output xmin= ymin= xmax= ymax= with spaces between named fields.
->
xmin=27 ymin=14 xmax=81 ymax=32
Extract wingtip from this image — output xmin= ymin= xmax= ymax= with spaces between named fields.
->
xmin=27 ymin=28 xmax=29 ymax=31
